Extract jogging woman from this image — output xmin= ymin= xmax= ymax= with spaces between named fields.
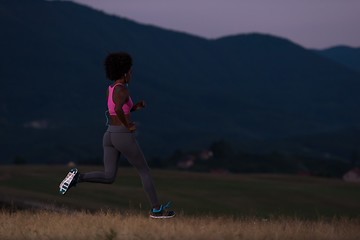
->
xmin=59 ymin=52 xmax=175 ymax=219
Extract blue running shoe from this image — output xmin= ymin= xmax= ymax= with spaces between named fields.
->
xmin=150 ymin=201 xmax=176 ymax=219
xmin=59 ymin=168 xmax=80 ymax=195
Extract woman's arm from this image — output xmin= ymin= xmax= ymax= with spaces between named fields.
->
xmin=130 ymin=100 xmax=146 ymax=112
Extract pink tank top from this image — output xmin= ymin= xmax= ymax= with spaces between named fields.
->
xmin=108 ymin=83 xmax=133 ymax=115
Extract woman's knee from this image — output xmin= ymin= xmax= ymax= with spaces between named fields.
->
xmin=104 ymin=173 xmax=116 ymax=184
xmin=129 ymin=152 xmax=150 ymax=171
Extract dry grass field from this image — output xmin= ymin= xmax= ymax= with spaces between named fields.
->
xmin=1 ymin=209 xmax=359 ymax=240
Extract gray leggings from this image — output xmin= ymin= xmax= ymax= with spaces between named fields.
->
xmin=79 ymin=125 xmax=159 ymax=207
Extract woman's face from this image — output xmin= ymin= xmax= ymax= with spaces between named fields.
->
xmin=126 ymin=68 xmax=132 ymax=84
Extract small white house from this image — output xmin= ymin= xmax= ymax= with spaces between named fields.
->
xmin=199 ymin=149 xmax=213 ymax=160
xmin=343 ymin=167 xmax=360 ymax=183
xmin=177 ymin=155 xmax=195 ymax=169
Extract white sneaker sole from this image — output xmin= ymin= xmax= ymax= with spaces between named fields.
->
xmin=59 ymin=168 xmax=78 ymax=195
xmin=150 ymin=213 xmax=176 ymax=219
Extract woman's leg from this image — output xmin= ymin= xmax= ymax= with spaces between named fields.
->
xmin=79 ymin=131 xmax=120 ymax=184
xmin=111 ymin=132 xmax=160 ymax=207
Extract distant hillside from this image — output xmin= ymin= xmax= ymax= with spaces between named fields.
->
xmin=233 ymin=126 xmax=360 ymax=162
xmin=1 ymin=0 xmax=360 ymax=163
xmin=312 ymin=46 xmax=360 ymax=72
xmin=282 ymin=126 xmax=360 ymax=161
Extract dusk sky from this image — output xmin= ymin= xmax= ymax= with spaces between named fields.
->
xmin=65 ymin=0 xmax=360 ymax=49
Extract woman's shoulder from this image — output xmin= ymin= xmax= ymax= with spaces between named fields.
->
xmin=112 ymin=84 xmax=129 ymax=95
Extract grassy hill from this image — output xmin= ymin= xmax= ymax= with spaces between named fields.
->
xmin=1 ymin=165 xmax=360 ymax=219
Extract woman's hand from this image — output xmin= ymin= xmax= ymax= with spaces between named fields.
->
xmin=128 ymin=122 xmax=136 ymax=132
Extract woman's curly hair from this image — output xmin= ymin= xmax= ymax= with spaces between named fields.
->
xmin=104 ymin=52 xmax=133 ymax=81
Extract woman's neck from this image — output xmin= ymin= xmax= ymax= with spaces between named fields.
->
xmin=114 ymin=78 xmax=126 ymax=84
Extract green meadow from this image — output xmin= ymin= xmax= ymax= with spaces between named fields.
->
xmin=1 ymin=165 xmax=359 ymax=219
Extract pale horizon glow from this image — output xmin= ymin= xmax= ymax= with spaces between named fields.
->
xmin=62 ymin=0 xmax=360 ymax=49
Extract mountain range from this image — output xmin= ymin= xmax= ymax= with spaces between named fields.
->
xmin=1 ymin=0 xmax=360 ymax=164
xmin=312 ymin=46 xmax=360 ymax=73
